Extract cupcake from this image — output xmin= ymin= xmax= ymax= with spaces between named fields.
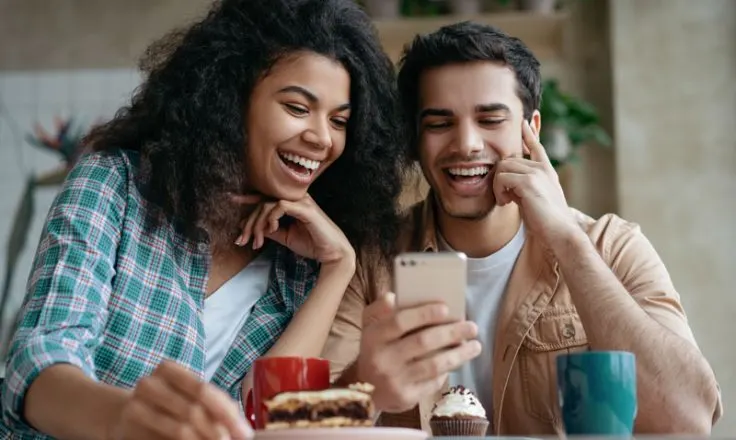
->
xmin=429 ymin=385 xmax=489 ymax=437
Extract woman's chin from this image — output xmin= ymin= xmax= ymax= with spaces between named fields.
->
xmin=259 ymin=186 xmax=309 ymax=202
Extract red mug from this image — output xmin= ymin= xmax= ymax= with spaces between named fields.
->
xmin=245 ymin=356 xmax=330 ymax=430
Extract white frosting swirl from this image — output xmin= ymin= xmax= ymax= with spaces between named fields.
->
xmin=431 ymin=386 xmax=487 ymax=418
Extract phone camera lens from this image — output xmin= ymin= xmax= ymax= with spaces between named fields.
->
xmin=410 ymin=260 xmax=416 ymax=266
xmin=400 ymin=260 xmax=406 ymax=267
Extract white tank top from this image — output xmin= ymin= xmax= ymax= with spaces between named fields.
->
xmin=202 ymin=252 xmax=272 ymax=381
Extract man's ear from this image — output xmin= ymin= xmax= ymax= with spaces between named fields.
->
xmin=530 ymin=110 xmax=542 ymax=139
xmin=523 ymin=110 xmax=542 ymax=158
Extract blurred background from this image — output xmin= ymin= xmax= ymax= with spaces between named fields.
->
xmin=0 ymin=0 xmax=733 ymax=433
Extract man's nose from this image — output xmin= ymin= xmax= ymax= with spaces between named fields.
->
xmin=455 ymin=120 xmax=483 ymax=156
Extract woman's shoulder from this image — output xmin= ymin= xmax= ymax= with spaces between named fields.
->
xmin=70 ymin=148 xmax=140 ymax=183
xmin=55 ymin=148 xmax=147 ymax=220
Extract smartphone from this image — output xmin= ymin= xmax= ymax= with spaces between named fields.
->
xmin=393 ymin=252 xmax=467 ymax=322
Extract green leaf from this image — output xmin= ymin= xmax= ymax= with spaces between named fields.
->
xmin=539 ymin=78 xmax=611 ymax=163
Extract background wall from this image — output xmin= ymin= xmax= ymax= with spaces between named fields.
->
xmin=0 ymin=0 xmax=733 ymax=434
xmin=0 ymin=68 xmax=142 ymax=348
xmin=610 ymin=0 xmax=736 ymax=434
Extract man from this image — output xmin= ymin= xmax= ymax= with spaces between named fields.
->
xmin=321 ymin=22 xmax=722 ymax=435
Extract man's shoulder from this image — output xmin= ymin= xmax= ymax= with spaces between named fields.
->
xmin=570 ymin=207 xmax=642 ymax=242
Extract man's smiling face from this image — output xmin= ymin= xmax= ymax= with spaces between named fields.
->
xmin=417 ymin=61 xmax=528 ymax=220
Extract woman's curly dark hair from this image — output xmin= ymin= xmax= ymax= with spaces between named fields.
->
xmin=86 ymin=0 xmax=408 ymax=261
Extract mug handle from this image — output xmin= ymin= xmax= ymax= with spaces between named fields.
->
xmin=245 ymin=389 xmax=256 ymax=429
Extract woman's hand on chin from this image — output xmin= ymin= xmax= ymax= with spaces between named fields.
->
xmin=230 ymin=193 xmax=355 ymax=270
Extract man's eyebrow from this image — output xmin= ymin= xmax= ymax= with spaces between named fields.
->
xmin=419 ymin=104 xmax=511 ymax=119
xmin=476 ymin=103 xmax=511 ymax=114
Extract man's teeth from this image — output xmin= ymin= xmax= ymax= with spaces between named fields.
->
xmin=447 ymin=166 xmax=490 ymax=177
xmin=280 ymin=153 xmax=321 ymax=171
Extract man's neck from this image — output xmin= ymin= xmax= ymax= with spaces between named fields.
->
xmin=437 ymin=203 xmax=522 ymax=258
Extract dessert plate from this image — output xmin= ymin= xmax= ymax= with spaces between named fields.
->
xmin=254 ymin=427 xmax=428 ymax=439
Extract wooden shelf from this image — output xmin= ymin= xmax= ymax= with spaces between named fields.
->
xmin=374 ymin=11 xmax=568 ymax=63
xmin=0 ymin=4 xmax=566 ymax=71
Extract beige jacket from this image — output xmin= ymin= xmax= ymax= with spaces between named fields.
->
xmin=321 ymin=196 xmax=722 ymax=435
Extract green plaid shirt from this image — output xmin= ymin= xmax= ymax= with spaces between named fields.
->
xmin=0 ymin=150 xmax=319 ymax=439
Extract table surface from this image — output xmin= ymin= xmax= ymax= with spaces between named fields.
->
xmin=431 ymin=437 xmax=718 ymax=439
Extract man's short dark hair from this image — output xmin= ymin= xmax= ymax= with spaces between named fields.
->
xmin=397 ymin=21 xmax=541 ymax=157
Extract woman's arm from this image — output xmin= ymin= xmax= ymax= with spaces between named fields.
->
xmin=230 ymin=194 xmax=359 ymax=399
xmin=2 ymin=152 xmax=127 ymax=439
xmin=24 ymin=365 xmax=130 ymax=440
xmin=241 ymin=257 xmax=356 ymax=392
xmin=10 ymin=153 xmax=252 ymax=440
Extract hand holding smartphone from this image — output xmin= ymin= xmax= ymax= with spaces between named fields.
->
xmin=393 ymin=252 xmax=467 ymax=322
xmin=354 ymin=251 xmax=478 ymax=410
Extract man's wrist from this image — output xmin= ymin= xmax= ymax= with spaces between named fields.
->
xmin=547 ymin=223 xmax=591 ymax=260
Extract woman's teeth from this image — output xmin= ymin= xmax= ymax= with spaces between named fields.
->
xmin=280 ymin=152 xmax=321 ymax=171
xmin=447 ymin=166 xmax=490 ymax=177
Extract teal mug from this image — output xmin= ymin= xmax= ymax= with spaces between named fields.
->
xmin=556 ymin=351 xmax=637 ymax=435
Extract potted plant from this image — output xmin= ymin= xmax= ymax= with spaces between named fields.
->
xmin=539 ymin=78 xmax=611 ymax=169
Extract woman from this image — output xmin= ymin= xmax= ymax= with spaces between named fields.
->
xmin=0 ymin=0 xmax=406 ymax=439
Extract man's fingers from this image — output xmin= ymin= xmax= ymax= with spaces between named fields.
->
xmin=522 ymin=120 xmax=551 ymax=166
xmin=407 ymin=340 xmax=482 ymax=383
xmin=415 ymin=373 xmax=450 ymax=402
xmin=493 ymin=172 xmax=529 ymax=206
xmin=362 ymin=292 xmax=397 ymax=327
xmin=380 ymin=302 xmax=451 ymax=343
xmin=496 ymin=157 xmax=541 ymax=175
xmin=394 ymin=321 xmax=478 ymax=362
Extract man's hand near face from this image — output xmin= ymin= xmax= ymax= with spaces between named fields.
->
xmin=493 ymin=120 xmax=579 ymax=249
xmin=351 ymin=293 xmax=481 ymax=413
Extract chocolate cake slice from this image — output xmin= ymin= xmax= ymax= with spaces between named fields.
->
xmin=264 ymin=383 xmax=375 ymax=430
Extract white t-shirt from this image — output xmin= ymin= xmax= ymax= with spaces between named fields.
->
xmin=203 ymin=252 xmax=273 ymax=381
xmin=443 ymin=224 xmax=525 ymax=415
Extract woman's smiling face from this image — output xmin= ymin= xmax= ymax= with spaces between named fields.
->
xmin=244 ymin=51 xmax=351 ymax=201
